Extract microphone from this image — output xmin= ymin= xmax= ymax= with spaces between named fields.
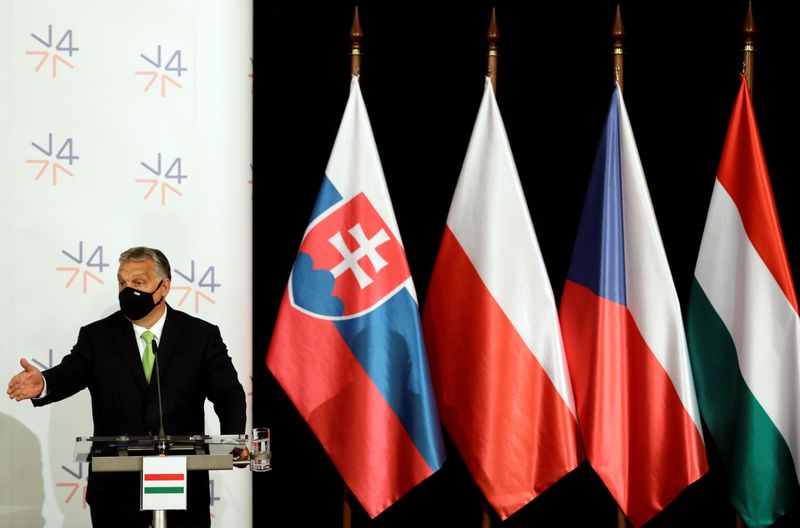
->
xmin=151 ymin=340 xmax=167 ymax=451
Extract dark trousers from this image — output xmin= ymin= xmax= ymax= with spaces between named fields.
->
xmin=90 ymin=506 xmax=211 ymax=528
xmin=87 ymin=470 xmax=211 ymax=527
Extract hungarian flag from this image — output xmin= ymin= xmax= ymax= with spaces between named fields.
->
xmin=141 ymin=457 xmax=187 ymax=511
xmin=266 ymin=76 xmax=445 ymax=517
xmin=559 ymin=85 xmax=708 ymax=526
xmin=686 ymin=75 xmax=800 ymax=527
xmin=423 ymin=77 xmax=582 ymax=519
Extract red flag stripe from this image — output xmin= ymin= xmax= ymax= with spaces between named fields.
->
xmin=424 ymin=229 xmax=582 ymax=519
xmin=716 ymin=77 xmax=798 ymax=313
xmin=144 ymin=474 xmax=185 ymax=481
xmin=560 ymin=280 xmax=707 ymax=526
xmin=267 ymin=290 xmax=434 ymax=518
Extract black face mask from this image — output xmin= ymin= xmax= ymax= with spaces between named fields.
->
xmin=119 ymin=280 xmax=164 ymax=320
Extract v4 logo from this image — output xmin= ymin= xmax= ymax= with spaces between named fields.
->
xmin=249 ymin=56 xmax=253 ymax=93
xmin=25 ymin=25 xmax=77 ymax=78
xmin=56 ymin=241 xmax=107 ymax=294
xmin=136 ymin=45 xmax=187 ymax=98
xmin=26 ymin=133 xmax=78 ymax=186
xmin=137 ymin=153 xmax=187 ymax=205
xmin=172 ymin=260 xmax=220 ymax=314
xmin=56 ymin=461 xmax=87 ymax=510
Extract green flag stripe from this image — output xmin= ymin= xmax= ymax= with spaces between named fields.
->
xmin=143 ymin=487 xmax=185 ymax=494
xmin=687 ymin=278 xmax=800 ymax=527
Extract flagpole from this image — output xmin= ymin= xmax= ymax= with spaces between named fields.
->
xmin=735 ymin=9 xmax=752 ymax=525
xmin=487 ymin=7 xmax=499 ymax=93
xmin=342 ymin=485 xmax=353 ymax=528
xmin=612 ymin=8 xmax=630 ymax=526
xmin=617 ymin=506 xmax=629 ymax=528
xmin=478 ymin=10 xmax=499 ymax=528
xmin=612 ymin=4 xmax=624 ymax=92
xmin=351 ymin=6 xmax=362 ymax=78
xmin=481 ymin=500 xmax=492 ymax=528
xmin=742 ymin=0 xmax=755 ymax=96
xmin=738 ymin=8 xmax=754 ymax=526
xmin=339 ymin=11 xmax=361 ymax=528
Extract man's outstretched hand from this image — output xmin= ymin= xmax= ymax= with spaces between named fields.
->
xmin=7 ymin=358 xmax=44 ymax=401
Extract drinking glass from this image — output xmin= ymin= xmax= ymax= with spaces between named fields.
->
xmin=250 ymin=427 xmax=272 ymax=472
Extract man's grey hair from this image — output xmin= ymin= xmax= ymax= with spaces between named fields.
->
xmin=119 ymin=247 xmax=172 ymax=280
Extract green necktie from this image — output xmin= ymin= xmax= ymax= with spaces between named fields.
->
xmin=141 ymin=330 xmax=155 ymax=384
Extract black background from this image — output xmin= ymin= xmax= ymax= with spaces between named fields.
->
xmin=256 ymin=1 xmax=800 ymax=526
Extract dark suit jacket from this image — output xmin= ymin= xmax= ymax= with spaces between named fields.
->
xmin=34 ymin=304 xmax=246 ymax=517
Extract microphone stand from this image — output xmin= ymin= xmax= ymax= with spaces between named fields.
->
xmin=151 ymin=340 xmax=169 ymax=528
xmin=151 ymin=340 xmax=168 ymax=454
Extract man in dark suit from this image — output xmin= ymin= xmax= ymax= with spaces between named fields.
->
xmin=7 ymin=246 xmax=247 ymax=527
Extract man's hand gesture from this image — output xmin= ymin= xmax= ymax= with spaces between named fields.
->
xmin=7 ymin=358 xmax=44 ymax=401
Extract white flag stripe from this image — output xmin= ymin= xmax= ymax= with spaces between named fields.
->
xmin=325 ymin=77 xmax=403 ymax=246
xmin=446 ymin=78 xmax=576 ymax=415
xmin=695 ymin=180 xmax=800 ymax=477
xmin=323 ymin=77 xmax=417 ymax=302
xmin=616 ymin=93 xmax=704 ymax=433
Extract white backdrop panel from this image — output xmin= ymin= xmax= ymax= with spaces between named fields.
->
xmin=0 ymin=1 xmax=253 ymax=526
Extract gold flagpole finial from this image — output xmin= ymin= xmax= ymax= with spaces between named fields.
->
xmin=350 ymin=6 xmax=363 ymax=77
xmin=612 ymin=4 xmax=625 ymax=92
xmin=487 ymin=7 xmax=499 ymax=93
xmin=742 ymin=1 xmax=756 ymax=96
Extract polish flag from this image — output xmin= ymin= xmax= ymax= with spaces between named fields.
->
xmin=423 ymin=77 xmax=582 ymax=520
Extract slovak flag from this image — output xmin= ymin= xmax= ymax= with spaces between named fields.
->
xmin=559 ymin=85 xmax=708 ymax=526
xmin=423 ymin=77 xmax=582 ymax=519
xmin=266 ymin=76 xmax=445 ymax=518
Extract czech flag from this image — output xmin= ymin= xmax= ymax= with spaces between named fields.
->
xmin=559 ymin=85 xmax=708 ymax=526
